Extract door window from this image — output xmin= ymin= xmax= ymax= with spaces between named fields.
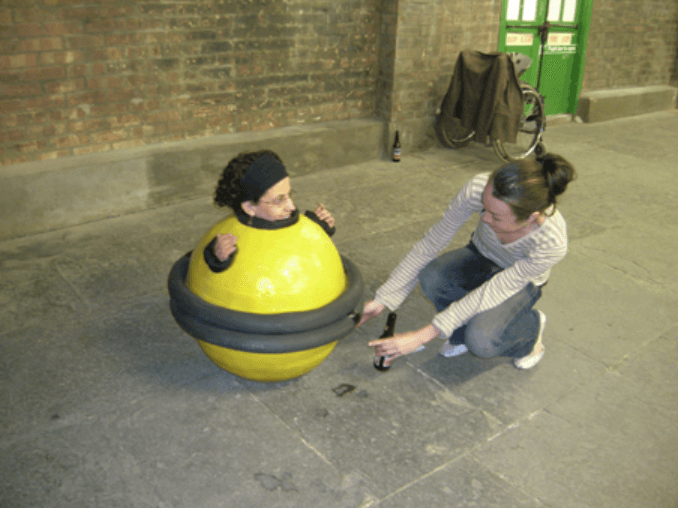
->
xmin=562 ymin=0 xmax=577 ymax=22
xmin=548 ymin=0 xmax=578 ymax=22
xmin=508 ymin=0 xmax=578 ymax=23
xmin=506 ymin=0 xmax=539 ymax=21
xmin=547 ymin=0 xmax=562 ymax=21
xmin=522 ymin=0 xmax=538 ymax=21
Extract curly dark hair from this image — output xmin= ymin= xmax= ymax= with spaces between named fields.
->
xmin=214 ymin=150 xmax=283 ymax=213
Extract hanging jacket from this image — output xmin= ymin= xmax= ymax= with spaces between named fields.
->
xmin=440 ymin=50 xmax=524 ymax=144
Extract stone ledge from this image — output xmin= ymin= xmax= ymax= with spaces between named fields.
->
xmin=577 ymin=86 xmax=677 ymax=123
xmin=0 ymin=118 xmax=385 ymax=241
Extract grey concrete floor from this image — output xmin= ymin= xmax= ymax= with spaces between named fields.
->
xmin=1 ymin=111 xmax=677 ymax=507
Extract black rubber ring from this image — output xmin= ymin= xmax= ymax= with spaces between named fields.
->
xmin=168 ymin=252 xmax=364 ymax=353
xmin=168 ymin=254 xmax=363 ymax=335
xmin=169 ymin=298 xmax=358 ymax=353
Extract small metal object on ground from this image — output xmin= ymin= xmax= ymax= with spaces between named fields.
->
xmin=332 ymin=384 xmax=356 ymax=396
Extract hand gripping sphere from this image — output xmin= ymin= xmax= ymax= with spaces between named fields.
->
xmin=168 ymin=214 xmax=363 ymax=382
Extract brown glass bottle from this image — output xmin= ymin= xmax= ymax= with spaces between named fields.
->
xmin=392 ymin=131 xmax=401 ymax=162
xmin=374 ymin=312 xmax=397 ymax=371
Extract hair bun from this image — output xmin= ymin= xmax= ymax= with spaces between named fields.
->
xmin=539 ymin=153 xmax=576 ymax=198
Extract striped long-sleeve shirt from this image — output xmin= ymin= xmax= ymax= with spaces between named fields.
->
xmin=374 ymin=172 xmax=568 ymax=338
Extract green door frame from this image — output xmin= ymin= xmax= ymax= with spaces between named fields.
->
xmin=498 ymin=0 xmax=593 ymax=116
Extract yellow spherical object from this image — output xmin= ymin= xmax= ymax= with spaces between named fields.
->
xmin=196 ymin=340 xmax=339 ymax=382
xmin=168 ymin=213 xmax=363 ymax=382
xmin=186 ymin=215 xmax=347 ymax=314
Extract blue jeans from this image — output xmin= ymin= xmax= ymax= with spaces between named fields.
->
xmin=418 ymin=242 xmax=542 ymax=358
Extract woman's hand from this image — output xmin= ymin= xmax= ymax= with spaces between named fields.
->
xmin=356 ymin=300 xmax=385 ymax=328
xmin=214 ymin=233 xmax=238 ymax=261
xmin=314 ymin=203 xmax=335 ymax=229
xmin=368 ymin=324 xmax=441 ymax=361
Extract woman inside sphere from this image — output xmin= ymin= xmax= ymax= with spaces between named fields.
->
xmin=360 ymin=154 xmax=576 ymax=370
xmin=204 ymin=150 xmax=336 ymax=273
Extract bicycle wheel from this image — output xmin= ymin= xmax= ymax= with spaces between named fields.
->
xmin=493 ymin=84 xmax=545 ymax=162
xmin=436 ymin=115 xmax=475 ymax=148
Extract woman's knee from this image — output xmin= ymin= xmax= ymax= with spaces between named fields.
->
xmin=464 ymin=319 xmax=502 ymax=358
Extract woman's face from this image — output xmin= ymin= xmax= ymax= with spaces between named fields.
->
xmin=246 ymin=177 xmax=295 ymax=222
xmin=481 ymin=183 xmax=536 ymax=235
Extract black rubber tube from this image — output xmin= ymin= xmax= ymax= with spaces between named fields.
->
xmin=168 ymin=253 xmax=364 ymax=352
xmin=170 ymin=298 xmax=358 ymax=353
xmin=168 ymin=254 xmax=363 ymax=334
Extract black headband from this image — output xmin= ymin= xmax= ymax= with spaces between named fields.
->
xmin=240 ymin=153 xmax=288 ymax=202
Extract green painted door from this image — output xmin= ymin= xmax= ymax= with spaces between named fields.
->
xmin=498 ymin=0 xmax=592 ymax=116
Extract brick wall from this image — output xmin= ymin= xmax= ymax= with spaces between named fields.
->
xmin=0 ymin=0 xmax=378 ymax=166
xmin=378 ymin=0 xmax=502 ymax=153
xmin=389 ymin=0 xmax=502 ymax=123
xmin=582 ymin=0 xmax=678 ymax=91
xmin=385 ymin=0 xmax=676 ymax=128
xmin=375 ymin=0 xmax=396 ymax=123
xmin=2 ymin=0 xmax=677 ymax=167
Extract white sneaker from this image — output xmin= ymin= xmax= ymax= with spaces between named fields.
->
xmin=513 ymin=310 xmax=546 ymax=370
xmin=439 ymin=342 xmax=469 ymax=358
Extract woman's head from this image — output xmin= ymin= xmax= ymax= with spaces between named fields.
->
xmin=489 ymin=153 xmax=577 ymax=222
xmin=214 ymin=150 xmax=296 ymax=221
